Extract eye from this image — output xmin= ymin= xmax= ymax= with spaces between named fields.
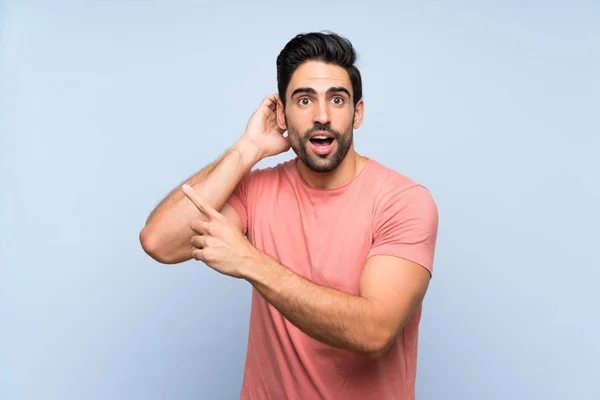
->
xmin=331 ymin=96 xmax=344 ymax=105
xmin=298 ymin=97 xmax=312 ymax=106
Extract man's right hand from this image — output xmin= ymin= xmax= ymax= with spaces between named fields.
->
xmin=241 ymin=94 xmax=290 ymax=159
xmin=140 ymin=94 xmax=290 ymax=264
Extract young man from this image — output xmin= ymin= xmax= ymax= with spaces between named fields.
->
xmin=140 ymin=32 xmax=439 ymax=400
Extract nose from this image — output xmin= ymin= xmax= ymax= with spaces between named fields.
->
xmin=312 ymin=100 xmax=331 ymax=125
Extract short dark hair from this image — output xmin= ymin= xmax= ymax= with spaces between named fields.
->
xmin=276 ymin=31 xmax=362 ymax=108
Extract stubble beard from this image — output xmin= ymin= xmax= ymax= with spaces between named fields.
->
xmin=286 ymin=118 xmax=354 ymax=173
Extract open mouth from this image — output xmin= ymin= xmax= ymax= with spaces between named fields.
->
xmin=309 ymin=134 xmax=335 ymax=155
xmin=309 ymin=137 xmax=334 ymax=146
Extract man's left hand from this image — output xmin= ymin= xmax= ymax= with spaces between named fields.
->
xmin=181 ymin=184 xmax=259 ymax=278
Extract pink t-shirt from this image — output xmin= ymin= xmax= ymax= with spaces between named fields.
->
xmin=227 ymin=157 xmax=438 ymax=400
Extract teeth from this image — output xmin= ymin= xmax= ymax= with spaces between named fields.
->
xmin=313 ymin=135 xmax=329 ymax=139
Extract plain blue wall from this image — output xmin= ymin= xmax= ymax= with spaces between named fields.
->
xmin=2 ymin=1 xmax=599 ymax=399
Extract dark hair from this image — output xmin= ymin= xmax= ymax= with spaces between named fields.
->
xmin=276 ymin=31 xmax=362 ymax=108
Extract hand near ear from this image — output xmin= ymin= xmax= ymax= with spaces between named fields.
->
xmin=241 ymin=94 xmax=290 ymax=159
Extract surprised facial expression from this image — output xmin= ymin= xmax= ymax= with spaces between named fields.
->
xmin=278 ymin=61 xmax=364 ymax=173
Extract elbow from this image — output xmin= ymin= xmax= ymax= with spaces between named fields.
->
xmin=362 ymin=328 xmax=397 ymax=359
xmin=139 ymin=225 xmax=177 ymax=264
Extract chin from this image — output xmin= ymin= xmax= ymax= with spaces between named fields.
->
xmin=304 ymin=155 xmax=341 ymax=173
xmin=291 ymin=141 xmax=347 ymax=173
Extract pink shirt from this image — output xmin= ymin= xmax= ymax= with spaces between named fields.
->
xmin=227 ymin=157 xmax=438 ymax=400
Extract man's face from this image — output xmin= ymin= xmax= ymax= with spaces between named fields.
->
xmin=278 ymin=61 xmax=364 ymax=173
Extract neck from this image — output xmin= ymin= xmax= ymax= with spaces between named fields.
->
xmin=296 ymin=145 xmax=368 ymax=189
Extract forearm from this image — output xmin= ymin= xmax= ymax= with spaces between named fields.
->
xmin=141 ymin=139 xmax=261 ymax=263
xmin=243 ymin=253 xmax=391 ymax=357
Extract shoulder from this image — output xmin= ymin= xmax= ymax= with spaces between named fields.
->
xmin=239 ymin=158 xmax=295 ymax=188
xmin=365 ymin=158 xmax=438 ymax=218
xmin=255 ymin=158 xmax=293 ymax=177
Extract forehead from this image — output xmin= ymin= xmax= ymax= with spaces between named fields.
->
xmin=287 ymin=61 xmax=352 ymax=97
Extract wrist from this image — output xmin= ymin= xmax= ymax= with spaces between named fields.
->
xmin=240 ymin=247 xmax=279 ymax=285
xmin=234 ymin=136 xmax=264 ymax=165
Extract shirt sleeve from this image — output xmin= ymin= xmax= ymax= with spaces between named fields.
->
xmin=226 ymin=169 xmax=260 ymax=235
xmin=367 ymin=184 xmax=439 ymax=275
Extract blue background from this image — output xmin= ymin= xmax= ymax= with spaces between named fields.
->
xmin=1 ymin=1 xmax=599 ymax=399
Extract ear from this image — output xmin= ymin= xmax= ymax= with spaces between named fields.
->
xmin=276 ymin=95 xmax=287 ymax=131
xmin=353 ymin=98 xmax=364 ymax=129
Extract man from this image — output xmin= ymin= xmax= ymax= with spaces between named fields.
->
xmin=140 ymin=31 xmax=439 ymax=400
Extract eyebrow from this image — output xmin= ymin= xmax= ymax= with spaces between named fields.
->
xmin=290 ymin=86 xmax=351 ymax=99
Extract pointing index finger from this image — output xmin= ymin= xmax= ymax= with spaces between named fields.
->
xmin=181 ymin=184 xmax=220 ymax=220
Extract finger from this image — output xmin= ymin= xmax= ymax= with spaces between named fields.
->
xmin=181 ymin=185 xmax=221 ymax=220
xmin=264 ymin=93 xmax=278 ymax=103
xmin=191 ymin=235 xmax=207 ymax=248
xmin=263 ymin=94 xmax=279 ymax=111
xmin=192 ymin=248 xmax=205 ymax=261
xmin=190 ymin=219 xmax=208 ymax=235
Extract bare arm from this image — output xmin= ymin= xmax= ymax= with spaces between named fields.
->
xmin=140 ymin=94 xmax=289 ymax=264
xmin=243 ymin=253 xmax=430 ymax=358
xmin=178 ymin=183 xmax=435 ymax=358
xmin=140 ymin=141 xmax=261 ymax=264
